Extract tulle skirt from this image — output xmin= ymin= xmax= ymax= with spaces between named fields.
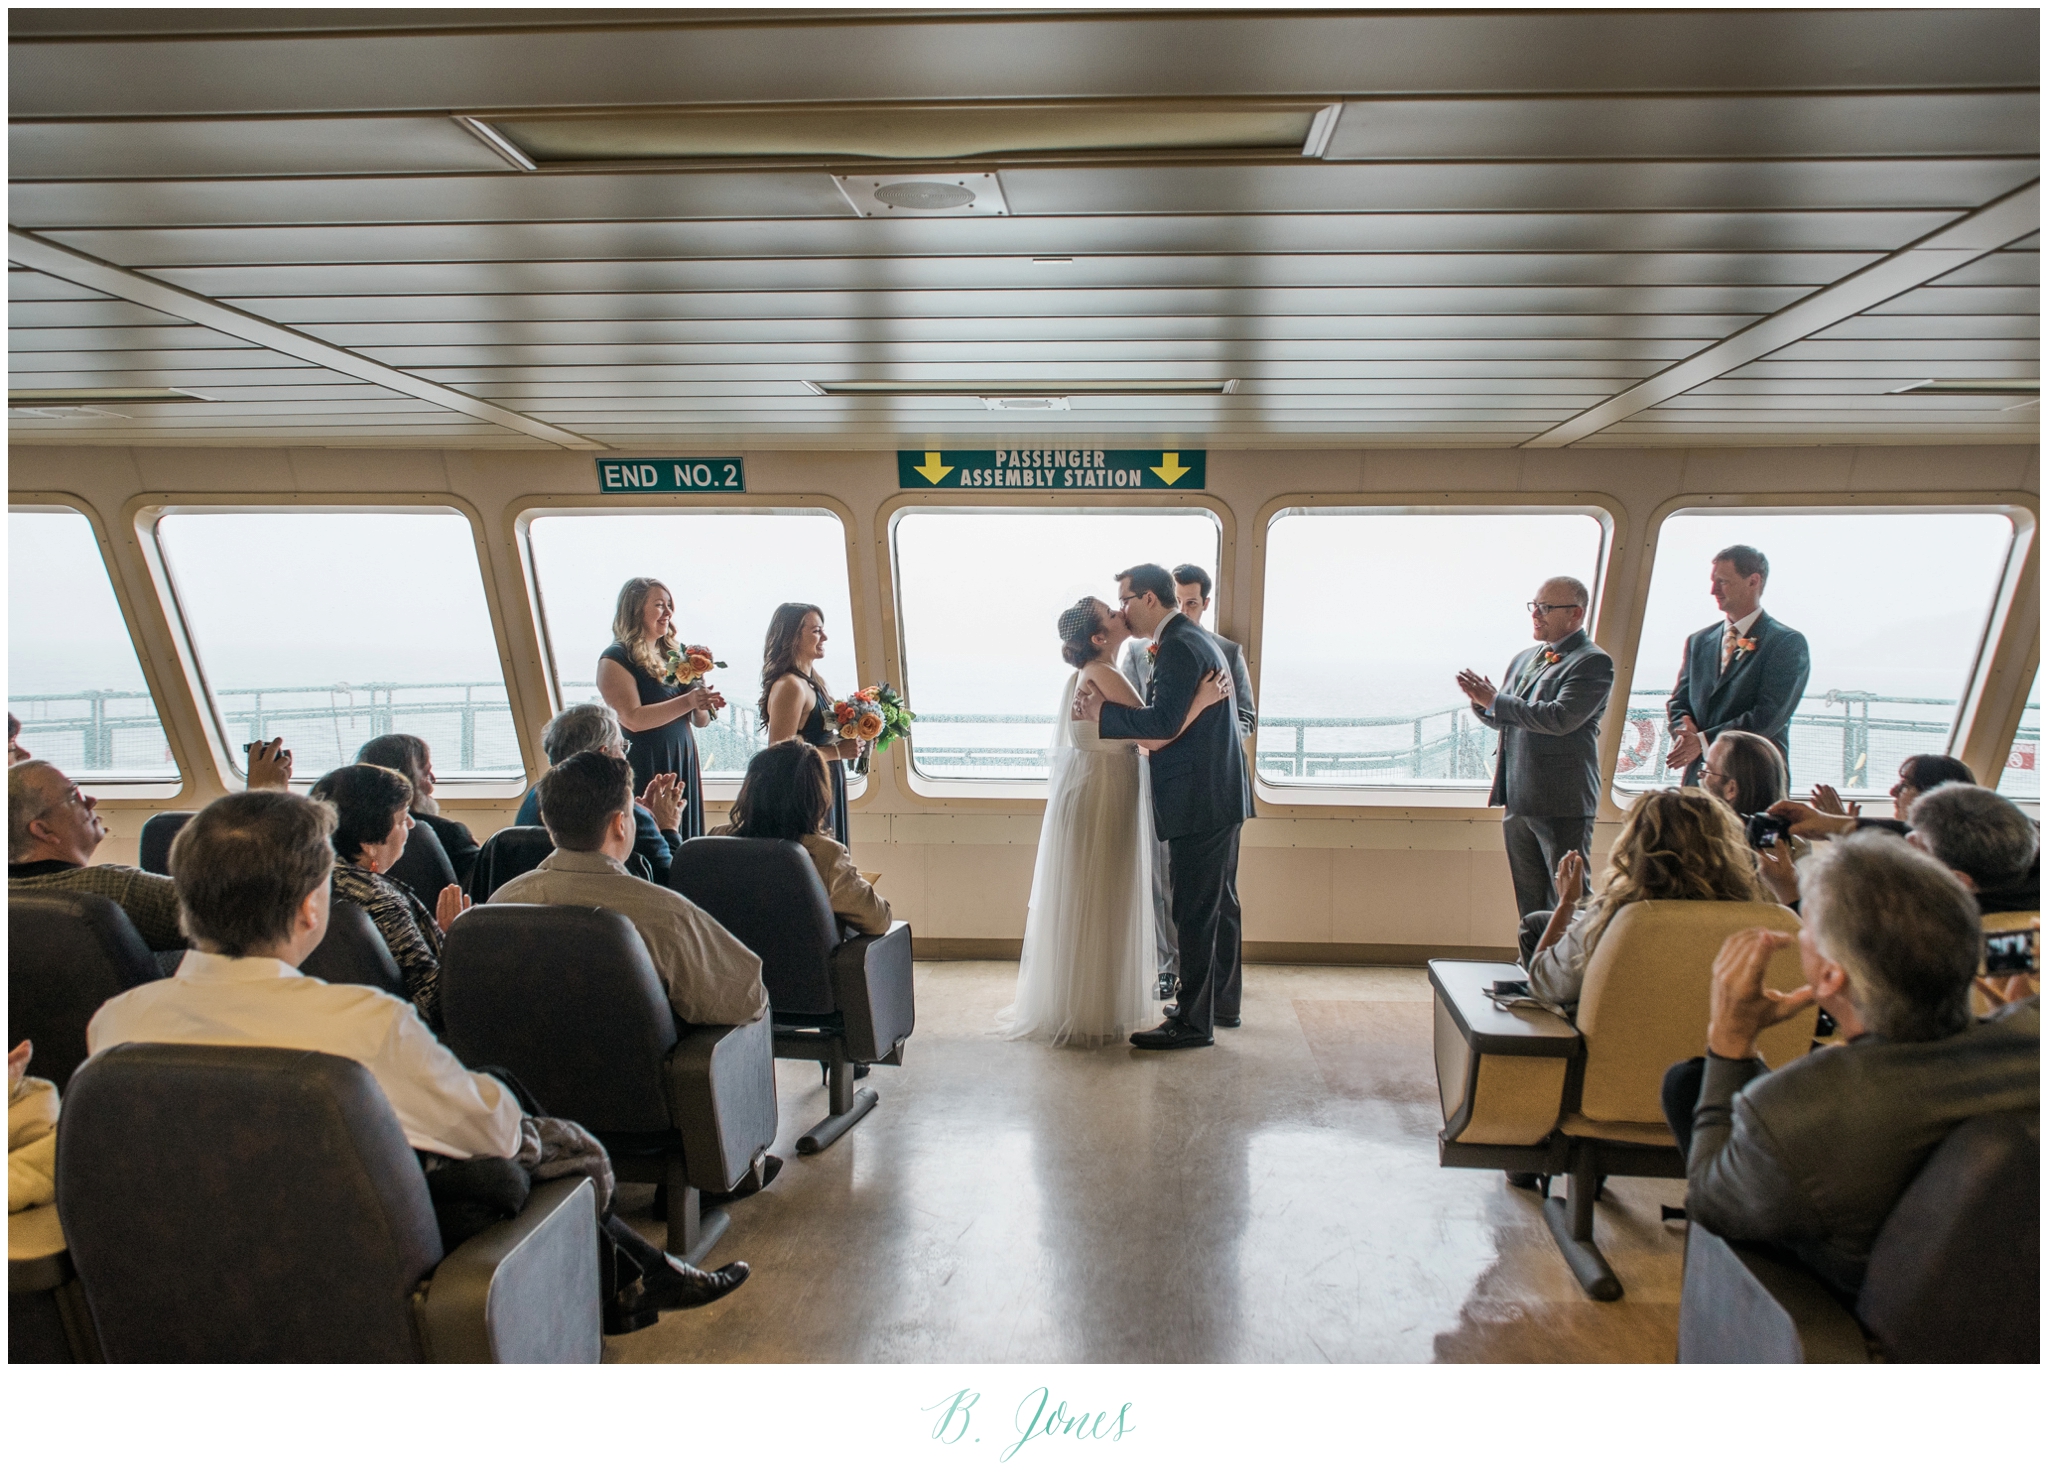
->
xmin=996 ymin=742 xmax=1159 ymax=1046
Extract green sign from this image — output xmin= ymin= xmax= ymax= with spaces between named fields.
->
xmin=598 ymin=457 xmax=745 ymax=493
xmin=897 ymin=448 xmax=1204 ymax=490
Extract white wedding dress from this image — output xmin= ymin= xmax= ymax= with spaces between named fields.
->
xmin=997 ymin=669 xmax=1159 ymax=1046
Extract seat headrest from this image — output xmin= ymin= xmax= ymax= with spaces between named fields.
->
xmin=8 ymin=891 xmax=163 ymax=1085
xmin=383 ymin=817 xmax=458 ymax=909
xmin=57 ymin=1042 xmax=443 ymax=1362
xmin=138 ymin=811 xmax=196 ymax=876
xmin=1857 ymin=1109 xmax=2039 ymax=1362
xmin=303 ymin=896 xmax=409 ymax=998
xmin=669 ymin=836 xmax=839 ymax=1014
xmin=440 ymin=903 xmax=678 ymax=1133
xmin=470 ymin=825 xmax=555 ymax=901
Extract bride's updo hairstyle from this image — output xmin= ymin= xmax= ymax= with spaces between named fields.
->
xmin=1058 ymin=598 xmax=1105 ymax=669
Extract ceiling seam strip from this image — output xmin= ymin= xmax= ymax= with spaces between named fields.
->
xmin=1520 ymin=179 xmax=2040 ymax=448
xmin=5 ymin=227 xmax=609 ymax=450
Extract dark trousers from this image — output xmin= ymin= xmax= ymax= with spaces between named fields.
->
xmin=1502 ymin=814 xmax=1593 ymax=933
xmin=1167 ymin=823 xmax=1243 ymax=1035
xmin=1661 ymin=1056 xmax=1707 ymax=1158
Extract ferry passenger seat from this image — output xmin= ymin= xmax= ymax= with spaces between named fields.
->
xmin=437 ymin=904 xmax=778 ymax=1261
xmin=467 ymin=825 xmax=554 ymax=901
xmin=7 ymin=892 xmax=160 ymax=1085
xmin=383 ymin=817 xmax=458 ymax=911
xmin=670 ymin=836 xmax=915 ymax=1155
xmin=137 ymin=811 xmax=194 ymax=875
xmin=57 ymin=1042 xmax=601 ymax=1362
xmin=302 ymin=897 xmax=409 ymax=999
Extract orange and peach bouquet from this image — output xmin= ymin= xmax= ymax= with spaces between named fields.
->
xmin=833 ymin=682 xmax=914 ymax=752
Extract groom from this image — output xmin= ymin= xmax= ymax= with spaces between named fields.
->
xmin=1073 ymin=563 xmax=1254 ymax=1049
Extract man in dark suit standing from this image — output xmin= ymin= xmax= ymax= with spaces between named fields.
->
xmin=1665 ymin=544 xmax=1810 ymax=785
xmin=1119 ymin=562 xmax=1257 ymax=1004
xmin=1456 ymin=577 xmax=1613 ymax=954
xmin=1075 ymin=563 xmax=1254 ymax=1050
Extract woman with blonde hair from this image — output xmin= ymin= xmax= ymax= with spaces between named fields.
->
xmin=596 ymin=577 xmax=721 ymax=839
xmin=1526 ymin=787 xmax=1770 ymax=1016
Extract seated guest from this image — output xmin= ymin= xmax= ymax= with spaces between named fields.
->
xmin=1906 ymin=783 xmax=2039 ymax=915
xmin=307 ymin=764 xmax=469 ymax=1029
xmin=355 ymin=734 xmax=480 ymax=888
xmin=714 ymin=740 xmax=891 ymax=935
xmin=515 ymin=704 xmax=684 ymax=884
xmin=10 ymin=1040 xmax=59 ymax=1229
xmin=1526 ymin=788 xmax=1769 ymax=1016
xmin=491 ymin=752 xmax=767 ymax=1026
xmin=1794 ymin=752 xmax=1978 ymax=835
xmin=8 ymin=713 xmax=29 ymax=766
xmin=1699 ymin=730 xmax=1787 ymax=818
xmin=85 ymin=790 xmax=746 ymax=1325
xmin=1668 ymin=834 xmax=2038 ymax=1299
xmin=9 ymin=760 xmax=184 ymax=952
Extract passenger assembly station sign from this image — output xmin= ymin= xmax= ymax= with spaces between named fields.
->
xmin=896 ymin=449 xmax=1206 ymax=489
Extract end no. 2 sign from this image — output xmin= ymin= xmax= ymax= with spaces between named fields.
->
xmin=598 ymin=457 xmax=745 ymax=493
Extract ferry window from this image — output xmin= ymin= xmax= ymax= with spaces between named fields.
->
xmin=893 ymin=508 xmax=1221 ymax=781
xmin=1616 ymin=510 xmax=2016 ymax=801
xmin=526 ymin=510 xmax=857 ymax=779
xmin=1258 ymin=509 xmax=1606 ymax=792
xmin=1997 ymin=670 xmax=2039 ymax=800
xmin=153 ymin=510 xmax=518 ymax=779
xmin=8 ymin=508 xmax=180 ymax=780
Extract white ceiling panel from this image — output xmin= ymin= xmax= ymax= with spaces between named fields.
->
xmin=9 ymin=9 xmax=2039 ymax=450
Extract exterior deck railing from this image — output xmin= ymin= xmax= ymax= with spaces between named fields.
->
xmin=11 ymin=681 xmax=2039 ymax=798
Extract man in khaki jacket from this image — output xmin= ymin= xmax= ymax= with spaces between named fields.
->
xmin=492 ymin=752 xmax=768 ymax=1027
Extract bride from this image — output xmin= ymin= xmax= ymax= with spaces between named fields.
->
xmin=998 ymin=596 xmax=1229 ymax=1046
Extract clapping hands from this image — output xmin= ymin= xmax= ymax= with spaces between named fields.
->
xmin=1455 ymin=669 xmax=1497 ymax=708
xmin=435 ymin=883 xmax=472 ymax=934
xmin=640 ymin=772 xmax=686 ymax=832
xmin=1665 ymin=716 xmax=1703 ymax=770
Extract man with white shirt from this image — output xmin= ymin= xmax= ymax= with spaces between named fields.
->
xmin=86 ymin=789 xmax=748 ymax=1328
xmin=1665 ymin=544 xmax=1811 ymax=787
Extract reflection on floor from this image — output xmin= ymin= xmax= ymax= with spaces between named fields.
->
xmin=607 ymin=962 xmax=1687 ymax=1364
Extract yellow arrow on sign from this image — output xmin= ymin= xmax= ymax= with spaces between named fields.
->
xmin=913 ymin=451 xmax=954 ymax=484
xmin=1150 ymin=452 xmax=1192 ymax=486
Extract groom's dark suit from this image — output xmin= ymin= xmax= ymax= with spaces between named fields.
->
xmin=1666 ymin=608 xmax=1811 ymax=785
xmin=1099 ymin=611 xmax=1255 ymax=1037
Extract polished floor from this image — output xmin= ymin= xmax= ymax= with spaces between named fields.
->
xmin=607 ymin=962 xmax=1690 ymax=1364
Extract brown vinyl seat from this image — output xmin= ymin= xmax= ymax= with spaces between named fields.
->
xmin=1430 ymin=899 xmax=1814 ymax=1300
xmin=7 ymin=892 xmax=162 ymax=1087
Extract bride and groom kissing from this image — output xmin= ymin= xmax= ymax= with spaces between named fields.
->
xmin=997 ymin=564 xmax=1254 ymax=1052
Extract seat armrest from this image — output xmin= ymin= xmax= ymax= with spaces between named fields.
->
xmin=416 ymin=1176 xmax=601 ymax=1364
xmin=1427 ymin=959 xmax=1581 ymax=1058
xmin=1429 ymin=959 xmax=1580 ymax=1151
xmin=666 ymin=1011 xmax=779 ymax=1193
xmin=829 ymin=921 xmax=916 ymax=1062
xmin=1677 ymin=1224 xmax=1870 ymax=1364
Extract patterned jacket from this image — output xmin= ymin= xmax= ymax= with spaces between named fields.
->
xmin=331 ymin=860 xmax=445 ymax=1028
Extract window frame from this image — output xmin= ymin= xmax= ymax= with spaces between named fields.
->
xmin=1246 ymin=491 xmax=1622 ymax=817
xmin=8 ymin=491 xmax=191 ymax=799
xmin=1613 ymin=491 xmax=2039 ymax=811
xmin=134 ymin=493 xmax=535 ymax=797
xmin=511 ymin=493 xmax=865 ymax=804
xmin=879 ymin=489 xmax=1237 ymax=806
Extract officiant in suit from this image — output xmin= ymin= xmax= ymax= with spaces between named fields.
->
xmin=1457 ymin=577 xmax=1614 ymax=946
xmin=1664 ymin=544 xmax=1810 ymax=785
xmin=1076 ymin=563 xmax=1254 ymax=1049
xmin=1119 ymin=563 xmax=1256 ymax=1002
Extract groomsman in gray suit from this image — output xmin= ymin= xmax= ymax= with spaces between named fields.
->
xmin=1456 ymin=577 xmax=1614 ymax=956
xmin=1121 ymin=564 xmax=1257 ymax=1002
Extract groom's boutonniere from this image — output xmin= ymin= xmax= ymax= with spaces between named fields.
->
xmin=1539 ymin=648 xmax=1562 ymax=666
xmin=1147 ymin=642 xmax=1159 ymax=660
xmin=1733 ymin=635 xmax=1758 ymax=659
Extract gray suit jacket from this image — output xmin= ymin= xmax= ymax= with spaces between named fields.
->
xmin=1472 ymin=628 xmax=1613 ymax=818
xmin=1688 ymin=999 xmax=2039 ymax=1298
xmin=1120 ymin=630 xmax=1256 ymax=739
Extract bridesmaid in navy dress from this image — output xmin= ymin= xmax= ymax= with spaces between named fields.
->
xmin=596 ymin=577 xmax=721 ymax=839
xmin=760 ymin=602 xmax=863 ymax=847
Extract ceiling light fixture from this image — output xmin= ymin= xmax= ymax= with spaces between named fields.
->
xmin=833 ymin=173 xmax=1007 ymax=217
xmin=809 ymin=380 xmax=1235 ymax=397
xmin=983 ymin=397 xmax=1069 ymax=411
xmin=1890 ymin=378 xmax=2040 ymax=395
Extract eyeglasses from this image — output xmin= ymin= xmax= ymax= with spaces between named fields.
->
xmin=1526 ymin=602 xmax=1583 ymax=615
xmin=1117 ymin=593 xmax=1139 ymax=606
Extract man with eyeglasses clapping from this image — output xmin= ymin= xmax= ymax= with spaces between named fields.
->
xmin=1457 ymin=578 xmax=1614 ymax=957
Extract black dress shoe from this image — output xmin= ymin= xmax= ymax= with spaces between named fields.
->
xmin=634 ymin=1257 xmax=751 ymax=1313
xmin=1130 ymin=1019 xmax=1213 ymax=1050
xmin=1504 ymin=1171 xmax=1543 ymax=1191
xmin=1216 ymin=1015 xmax=1241 ymax=1028
xmin=703 ymin=1153 xmax=783 ymax=1204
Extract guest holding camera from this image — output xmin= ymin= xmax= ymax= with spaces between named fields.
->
xmin=1667 ymin=834 xmax=2038 ymax=1299
xmin=1665 ymin=545 xmax=1809 ymax=785
xmin=1456 ymin=576 xmax=1613 ymax=948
